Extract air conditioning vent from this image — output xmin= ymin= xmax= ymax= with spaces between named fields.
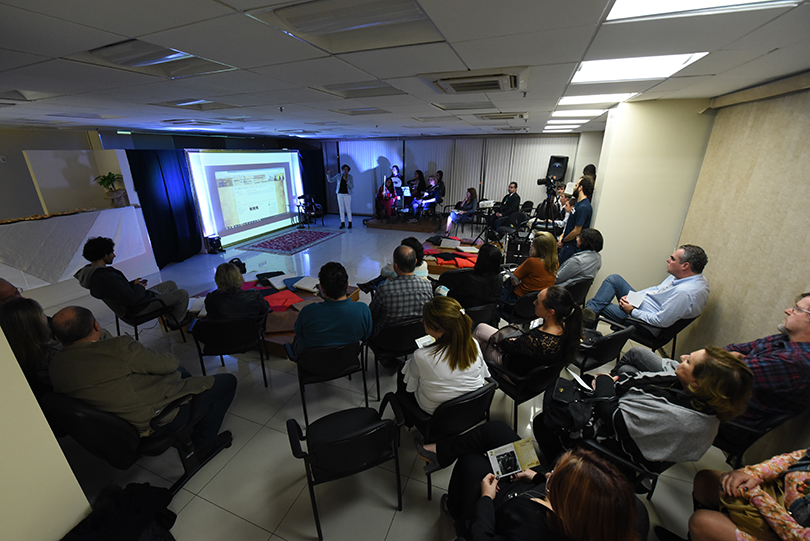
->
xmin=422 ymin=67 xmax=528 ymax=94
xmin=475 ymin=112 xmax=529 ymax=121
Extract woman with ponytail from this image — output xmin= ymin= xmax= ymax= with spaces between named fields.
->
xmin=397 ymin=296 xmax=491 ymax=419
xmin=474 ymin=286 xmax=582 ymax=375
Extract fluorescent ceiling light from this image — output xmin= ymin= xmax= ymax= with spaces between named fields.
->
xmin=607 ymin=0 xmax=799 ymax=22
xmin=275 ymin=0 xmax=426 ymax=35
xmin=572 ymin=53 xmax=708 ymax=83
xmin=547 ymin=119 xmax=589 ymax=124
xmin=544 ymin=129 xmax=572 ymax=133
xmin=175 ymin=99 xmax=213 ymax=107
xmin=551 ymin=109 xmax=606 ymax=117
xmin=559 ymin=93 xmax=637 ymax=105
xmin=91 ymin=40 xmax=192 ymax=67
xmin=545 ymin=124 xmax=580 ymax=129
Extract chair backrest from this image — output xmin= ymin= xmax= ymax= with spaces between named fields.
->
xmin=578 ymin=324 xmax=636 ymax=372
xmin=423 ymin=379 xmax=498 ymax=442
xmin=190 ymin=316 xmax=264 ymax=355
xmin=296 ymin=342 xmax=362 ymax=377
xmin=520 ymin=201 xmax=534 ymax=213
xmin=564 ymin=277 xmax=594 ymax=306
xmin=466 ymin=303 xmax=498 ymax=329
xmin=513 ymin=291 xmax=540 ymax=320
xmin=39 ymin=392 xmax=143 ymax=469
xmin=656 ymin=316 xmax=698 ymax=344
xmin=371 ymin=319 xmax=424 ymax=356
xmin=307 ymin=417 xmax=397 ymax=482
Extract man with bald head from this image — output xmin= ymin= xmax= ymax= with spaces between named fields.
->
xmin=368 ymin=245 xmax=433 ymax=335
xmin=49 ymin=306 xmax=236 ymax=451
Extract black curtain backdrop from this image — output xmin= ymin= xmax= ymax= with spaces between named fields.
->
xmin=126 ymin=150 xmax=201 ymax=269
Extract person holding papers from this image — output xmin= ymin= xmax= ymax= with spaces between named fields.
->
xmin=415 ymin=420 xmax=643 ymax=541
xmin=293 ymin=262 xmax=371 ymax=354
xmin=584 ymin=244 xmax=710 ymax=336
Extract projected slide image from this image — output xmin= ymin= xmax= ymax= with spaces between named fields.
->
xmin=215 ymin=167 xmax=288 ymax=229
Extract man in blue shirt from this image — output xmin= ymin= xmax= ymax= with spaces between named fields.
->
xmin=557 ymin=176 xmax=594 ymax=264
xmin=293 ymin=262 xmax=371 ymax=354
xmin=584 ymin=244 xmax=710 ymax=336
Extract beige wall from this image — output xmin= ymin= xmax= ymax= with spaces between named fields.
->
xmin=0 ymin=333 xmax=89 ymax=540
xmin=591 ymin=99 xmax=715 ymax=308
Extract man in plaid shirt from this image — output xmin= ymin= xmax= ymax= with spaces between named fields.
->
xmin=369 ymin=245 xmax=432 ymax=335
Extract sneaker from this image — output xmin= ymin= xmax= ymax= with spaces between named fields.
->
xmin=348 ymin=222 xmax=352 ymax=229
xmin=339 ymin=223 xmax=345 ymax=229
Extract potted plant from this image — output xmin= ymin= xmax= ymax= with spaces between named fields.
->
xmin=94 ymin=172 xmax=129 ymax=208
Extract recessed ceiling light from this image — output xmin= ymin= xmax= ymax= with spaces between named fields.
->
xmin=543 ymin=129 xmax=572 ymax=133
xmin=551 ymin=109 xmax=606 ymax=117
xmin=559 ymin=93 xmax=637 ymax=105
xmin=545 ymin=124 xmax=580 ymax=130
xmin=607 ymin=0 xmax=799 ymax=22
xmin=547 ymin=119 xmax=589 ymax=124
xmin=572 ymin=53 xmax=708 ymax=83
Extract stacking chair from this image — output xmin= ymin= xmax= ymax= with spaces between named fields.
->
xmin=575 ymin=323 xmax=636 ymax=374
xmin=499 ymin=290 xmax=540 ymax=330
xmin=189 ymin=312 xmax=269 ymax=387
xmin=580 ymin=438 xmax=673 ymax=500
xmin=287 ymin=393 xmax=404 ymax=541
xmin=465 ymin=303 xmax=498 ymax=329
xmin=563 ymin=277 xmax=594 ymax=307
xmin=606 ymin=315 xmax=699 ymax=358
xmin=40 ymin=391 xmax=231 ymax=495
xmin=486 ymin=361 xmax=561 ymax=431
xmin=399 ymin=379 xmax=499 ymax=499
xmin=713 ymin=410 xmax=798 ymax=468
xmin=285 ymin=342 xmax=367 ymax=427
xmin=365 ymin=318 xmax=425 ymax=400
xmin=99 ymin=296 xmax=186 ymax=342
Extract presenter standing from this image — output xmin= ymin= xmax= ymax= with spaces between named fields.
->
xmin=327 ymin=164 xmax=353 ymax=229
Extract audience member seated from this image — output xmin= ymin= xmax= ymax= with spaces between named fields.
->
xmin=49 ymin=306 xmax=236 ymax=450
xmin=407 ymin=169 xmax=426 ymax=198
xmin=0 ymin=297 xmax=60 ymax=386
xmin=558 ymin=176 xmax=594 ymax=264
xmin=204 ymin=263 xmax=269 ymax=322
xmin=369 ymin=245 xmax=433 ymax=335
xmin=475 ymin=286 xmax=582 ymax=376
xmin=555 ymin=228 xmax=603 ymax=289
xmin=435 ymin=170 xmax=446 ymax=203
xmin=445 ymin=187 xmax=478 ymax=235
xmin=614 ymin=292 xmax=810 ymax=443
xmin=415 ymin=421 xmax=643 ymax=541
xmin=396 ymin=297 xmax=490 ymax=422
xmin=0 ymin=278 xmax=22 ymax=306
xmin=358 ymin=237 xmax=429 ymax=294
xmin=376 ymin=177 xmax=398 ymax=221
xmin=501 ymin=232 xmax=559 ymax=305
xmin=75 ymin=237 xmax=193 ymax=329
xmin=584 ymin=244 xmax=709 ymax=334
xmin=489 ymin=182 xmax=521 ymax=230
xmin=410 ymin=175 xmax=441 ymax=217
xmin=437 ymin=244 xmax=502 ymax=309
xmin=533 ymin=347 xmax=752 ymax=472
xmin=654 ymin=447 xmax=810 ymax=541
xmin=293 ymin=262 xmax=371 ymax=355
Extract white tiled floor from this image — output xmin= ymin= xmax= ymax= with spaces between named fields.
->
xmin=53 ymin=215 xmax=734 ymax=541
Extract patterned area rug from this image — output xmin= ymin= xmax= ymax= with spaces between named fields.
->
xmin=238 ymin=229 xmax=344 ymax=256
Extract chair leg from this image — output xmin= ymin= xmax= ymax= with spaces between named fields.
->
xmin=134 ymin=324 xmax=139 ymax=341
xmin=375 ymin=355 xmax=381 ymax=402
xmin=513 ymin=399 xmax=519 ymax=432
xmin=199 ymin=354 xmax=207 ymax=376
xmin=305 ymin=478 xmax=324 ymax=541
xmin=300 ymin=382 xmax=309 ymax=427
xmin=115 ymin=316 xmax=121 ymax=336
xmin=259 ymin=344 xmax=268 ymax=388
xmin=394 ymin=445 xmax=403 ymax=511
xmin=219 ymin=354 xmax=225 ymax=367
xmin=427 ymin=471 xmax=433 ymax=501
xmin=647 ymin=476 xmax=659 ymax=501
xmin=361 ymin=363 xmax=369 ymax=408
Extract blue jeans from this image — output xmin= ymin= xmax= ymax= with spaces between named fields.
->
xmin=163 ymin=371 xmax=237 ymax=449
xmin=558 ymin=242 xmax=577 ymax=265
xmin=585 ymin=274 xmax=635 ymax=322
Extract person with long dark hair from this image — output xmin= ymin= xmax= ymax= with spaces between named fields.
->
xmin=0 ymin=297 xmax=59 ymax=385
xmin=474 ymin=286 xmax=581 ymax=375
xmin=446 ymin=187 xmax=478 ymax=234
xmin=437 ymin=243 xmax=503 ymax=310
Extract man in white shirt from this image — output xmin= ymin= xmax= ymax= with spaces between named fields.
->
xmin=584 ymin=244 xmax=709 ymax=335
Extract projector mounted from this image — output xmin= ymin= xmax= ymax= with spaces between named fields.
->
xmin=422 ymin=67 xmax=528 ymax=94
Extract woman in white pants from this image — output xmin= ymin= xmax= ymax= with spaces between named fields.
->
xmin=327 ymin=164 xmax=353 ymax=229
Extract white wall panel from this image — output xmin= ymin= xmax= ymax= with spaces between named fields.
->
xmin=403 ymin=138 xmax=454 ymax=184
xmin=511 ymin=136 xmax=579 ymax=209
xmin=448 ymin=138 xmax=484 ymax=207
xmin=482 ymin=138 xmax=514 ymax=202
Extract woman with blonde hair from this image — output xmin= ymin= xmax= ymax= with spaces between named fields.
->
xmin=502 ymin=231 xmax=559 ymax=305
xmin=397 ymin=296 xmax=490 ymax=422
xmin=204 ymin=262 xmax=269 ymax=321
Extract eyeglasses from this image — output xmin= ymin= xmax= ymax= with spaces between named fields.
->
xmin=791 ymin=305 xmax=810 ymax=316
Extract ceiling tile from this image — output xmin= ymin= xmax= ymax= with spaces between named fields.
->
xmin=725 ymin=3 xmax=810 ymax=51
xmin=0 ymin=48 xmax=48 ymax=72
xmin=0 ymin=4 xmax=123 ymax=58
xmin=337 ymin=43 xmax=466 ymax=79
xmin=253 ymin=57 xmax=373 ymax=87
xmin=1 ymin=59 xmax=160 ymax=96
xmin=142 ymin=13 xmax=326 ymax=70
xmin=419 ymin=0 xmax=609 ymax=40
xmin=0 ymin=0 xmax=234 ymax=37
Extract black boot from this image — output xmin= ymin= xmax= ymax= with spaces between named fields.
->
xmin=339 ymin=222 xmax=345 ymax=229
xmin=348 ymin=222 xmax=352 ymax=229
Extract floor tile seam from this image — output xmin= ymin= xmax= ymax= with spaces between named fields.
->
xmin=265 ymin=480 xmax=310 ymax=539
xmin=186 ymin=424 xmax=268 ymax=494
xmin=185 ymin=493 xmax=275 ymax=535
xmin=264 ymin=389 xmax=308 ymax=427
